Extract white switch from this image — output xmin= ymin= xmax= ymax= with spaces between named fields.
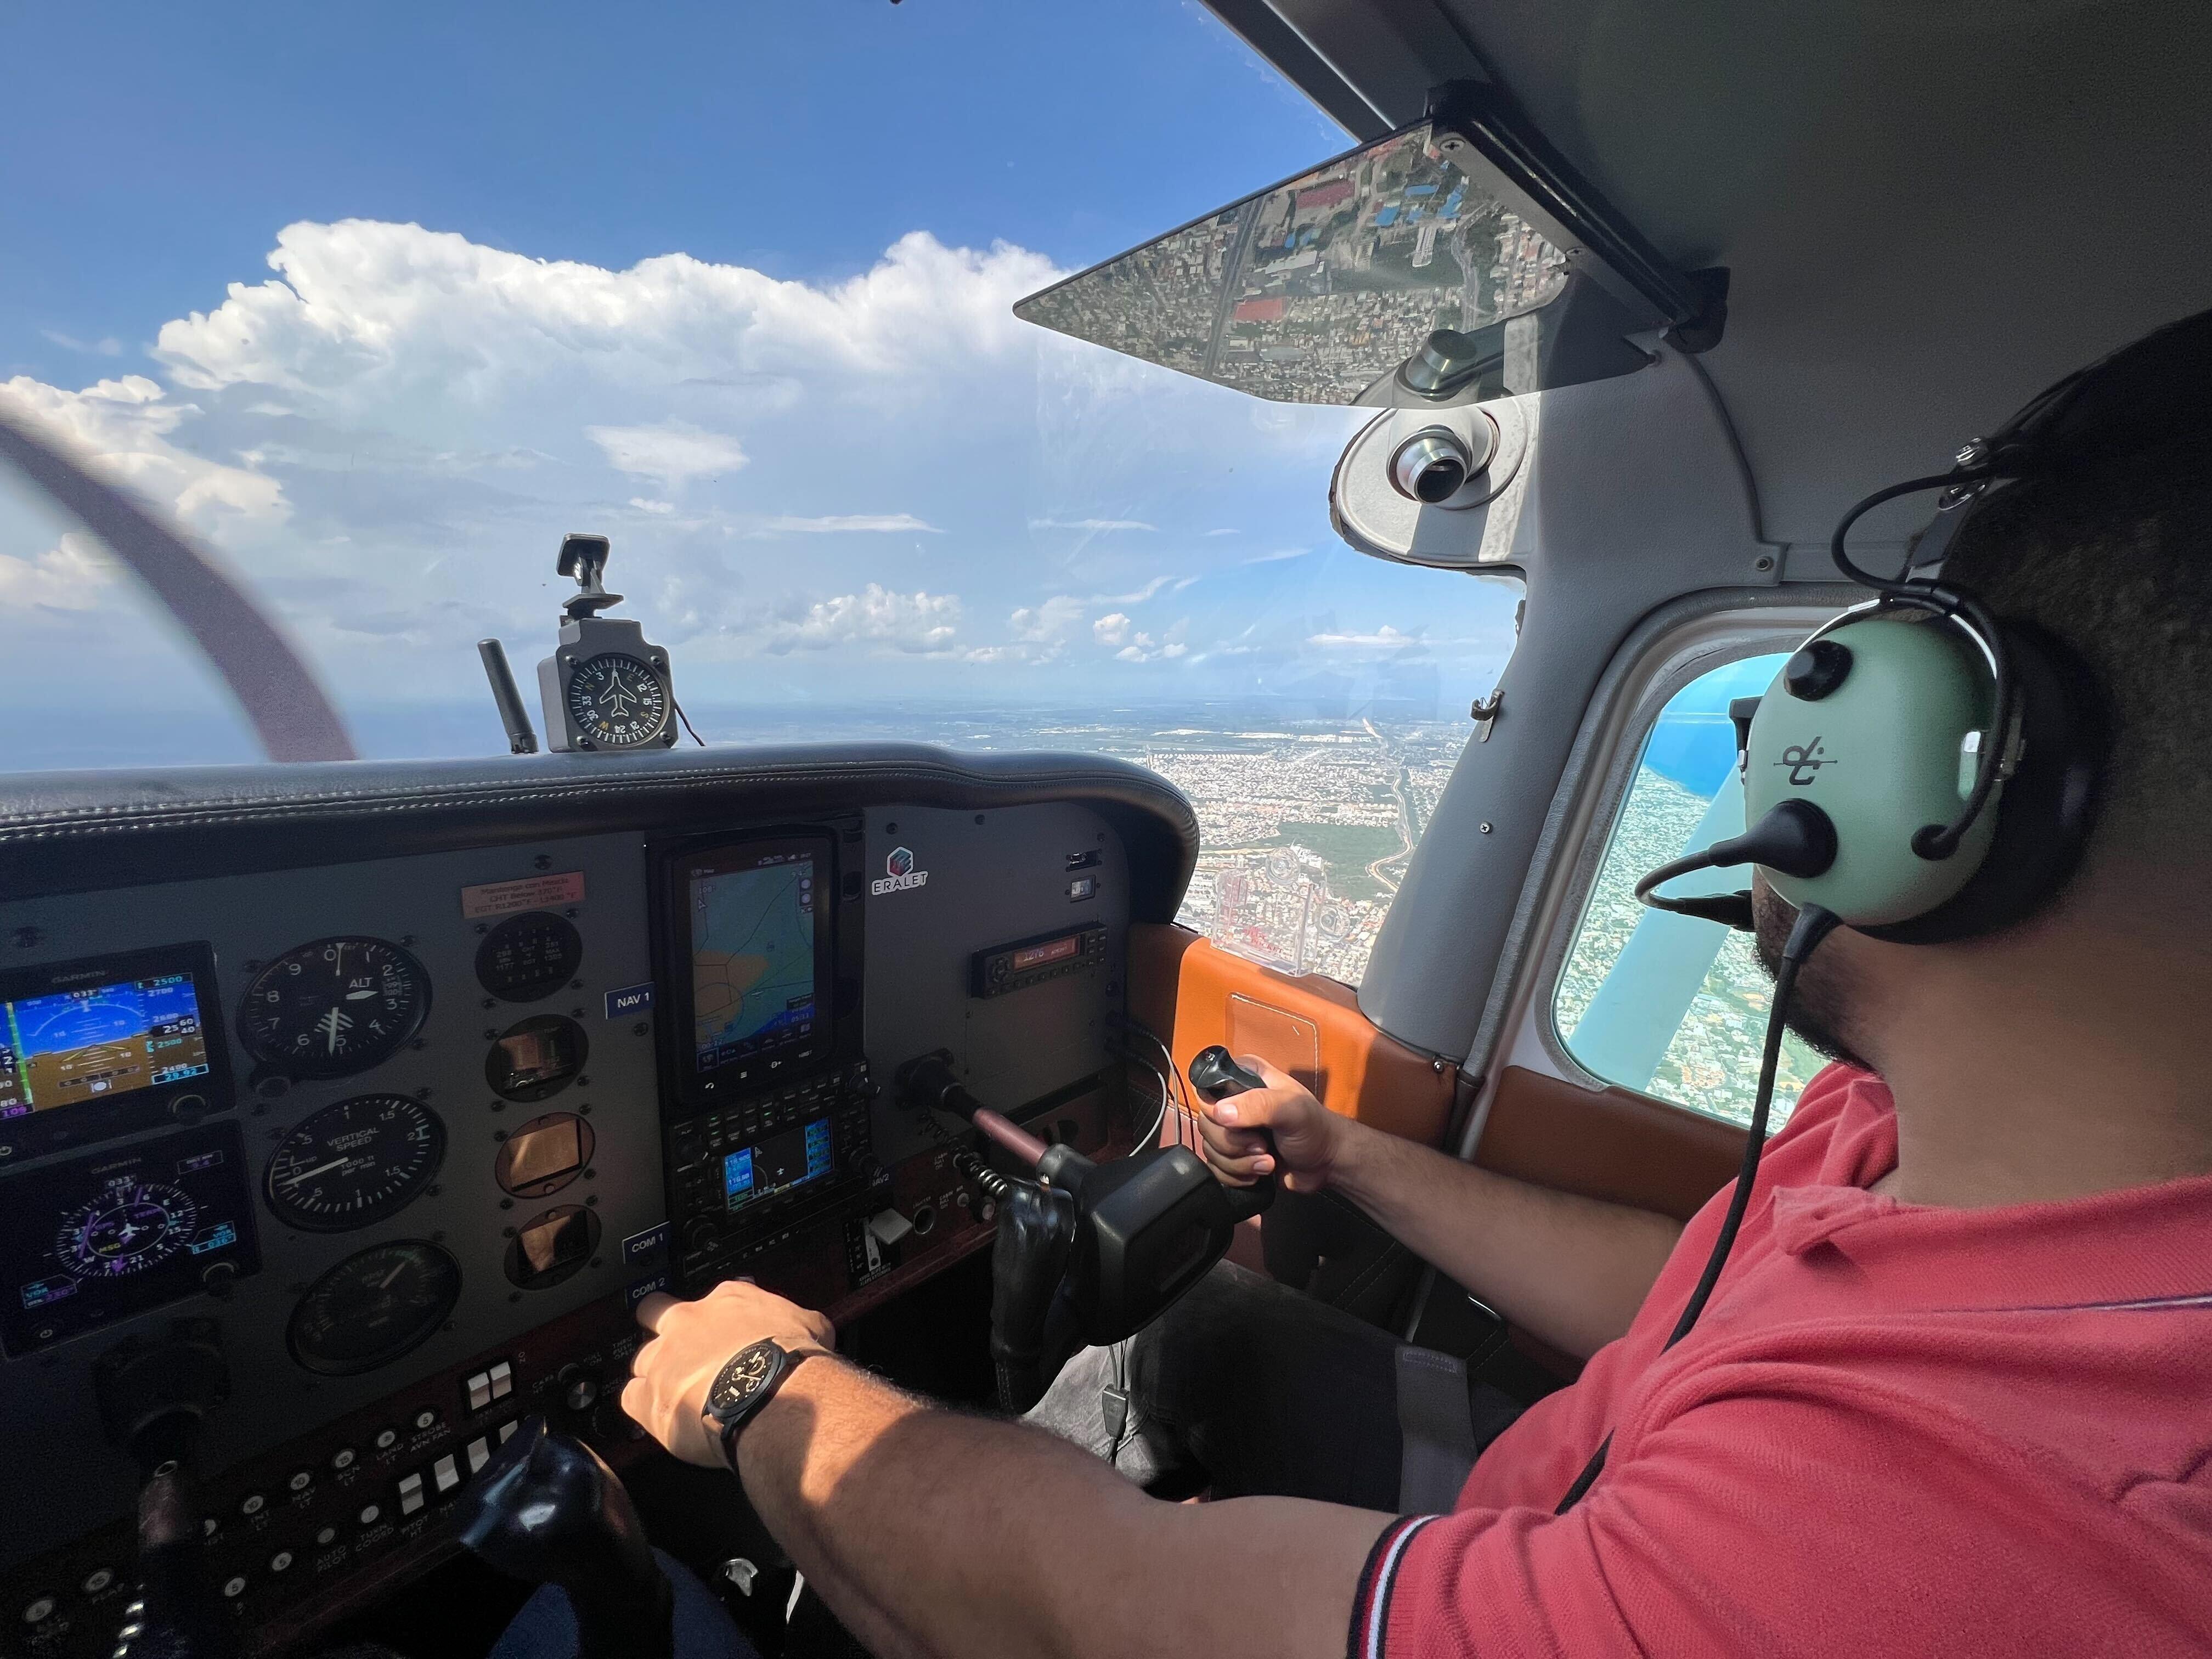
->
xmin=465 ymin=1437 xmax=491 ymax=1474
xmin=432 ymin=1454 xmax=460 ymax=1494
xmin=398 ymin=1474 xmax=426 ymax=1517
xmin=465 ymin=1371 xmax=493 ymax=1412
xmin=488 ymin=1361 xmax=514 ymax=1401
xmin=497 ymin=1420 xmax=520 ymax=1444
xmin=866 ymin=1209 xmax=913 ymax=1248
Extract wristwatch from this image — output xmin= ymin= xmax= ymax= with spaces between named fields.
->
xmin=702 ymin=1338 xmax=822 ymax=1470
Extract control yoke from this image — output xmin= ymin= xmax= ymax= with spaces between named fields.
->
xmin=898 ymin=1051 xmax=1273 ymax=1382
xmin=95 ymin=1319 xmax=236 ymax=1659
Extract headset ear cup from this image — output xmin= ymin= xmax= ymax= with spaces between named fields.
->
xmin=1861 ymin=620 xmax=2105 ymax=944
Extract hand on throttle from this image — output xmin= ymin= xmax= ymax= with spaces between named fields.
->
xmin=623 ymin=1280 xmax=836 ymax=1469
xmin=1192 ymin=1055 xmax=1345 ymax=1194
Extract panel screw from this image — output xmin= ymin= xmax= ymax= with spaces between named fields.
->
xmin=534 ymin=855 xmax=554 ymax=872
xmin=1479 ymin=822 xmax=1493 ymax=834
xmin=510 ymin=1292 xmax=523 ymax=1304
xmin=493 ymin=1130 xmax=508 ymax=1142
xmin=1753 ymin=553 xmax=1776 ymax=573
xmin=569 ymin=979 xmax=583 ymax=990
xmin=483 ymin=1029 xmax=499 ymax=1041
xmin=474 ymin=922 xmax=489 ymax=936
xmin=481 ymin=998 xmax=496 ymax=1011
xmin=500 ymin=1197 xmax=514 ymax=1210
xmin=631 ymin=1023 xmax=648 ymax=1037
xmin=503 ymin=1227 xmax=517 ymax=1238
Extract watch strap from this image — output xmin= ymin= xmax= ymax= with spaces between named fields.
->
xmin=712 ymin=1345 xmax=822 ymax=1471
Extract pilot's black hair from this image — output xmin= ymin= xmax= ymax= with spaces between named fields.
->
xmin=1943 ymin=432 xmax=2212 ymax=868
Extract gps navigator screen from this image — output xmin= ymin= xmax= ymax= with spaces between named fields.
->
xmin=689 ymin=852 xmax=819 ymax=1074
xmin=0 ymin=973 xmax=213 ymax=1120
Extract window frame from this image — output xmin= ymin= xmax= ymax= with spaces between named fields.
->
xmin=1515 ymin=603 xmax=1846 ymax=1103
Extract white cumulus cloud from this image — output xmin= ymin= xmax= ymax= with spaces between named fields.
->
xmin=1092 ymin=612 xmax=1131 ymax=645
xmin=761 ymin=584 xmax=961 ymax=655
xmin=753 ymin=514 xmax=940 ymax=535
xmin=1307 ymin=624 xmax=1427 ymax=650
xmin=0 ymin=532 xmax=118 ymax=612
xmin=586 ymin=420 xmax=748 ymax=487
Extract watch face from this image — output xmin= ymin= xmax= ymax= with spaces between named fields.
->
xmin=707 ymin=1339 xmax=783 ymax=1417
xmin=567 ymin=651 xmax=668 ymax=748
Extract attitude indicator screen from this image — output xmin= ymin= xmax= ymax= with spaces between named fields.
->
xmin=689 ymin=851 xmax=821 ymax=1076
xmin=0 ymin=973 xmax=212 ymax=1120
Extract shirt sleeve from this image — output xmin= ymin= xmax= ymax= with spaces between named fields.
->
xmin=1348 ymin=1381 xmax=2150 ymax=1659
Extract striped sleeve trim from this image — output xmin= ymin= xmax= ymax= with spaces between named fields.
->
xmin=1347 ymin=1515 xmax=1443 ymax=1659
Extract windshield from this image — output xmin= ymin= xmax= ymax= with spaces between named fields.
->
xmin=0 ymin=2 xmax=1520 ymax=985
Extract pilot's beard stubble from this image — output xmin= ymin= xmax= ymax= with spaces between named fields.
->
xmin=1751 ymin=877 xmax=1876 ymax=1073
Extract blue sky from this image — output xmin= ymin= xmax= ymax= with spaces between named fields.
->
xmin=0 ymin=1 xmax=1522 ymax=765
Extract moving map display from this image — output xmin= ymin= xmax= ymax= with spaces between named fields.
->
xmin=689 ymin=853 xmax=819 ymax=1074
xmin=0 ymin=971 xmax=213 ymax=1120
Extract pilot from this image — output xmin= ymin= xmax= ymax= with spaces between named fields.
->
xmin=619 ymin=317 xmax=2212 ymax=1656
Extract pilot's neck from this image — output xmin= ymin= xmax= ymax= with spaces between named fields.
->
xmin=1863 ymin=911 xmax=2212 ymax=1209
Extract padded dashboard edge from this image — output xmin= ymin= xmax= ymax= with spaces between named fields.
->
xmin=0 ymin=742 xmax=1199 ymax=918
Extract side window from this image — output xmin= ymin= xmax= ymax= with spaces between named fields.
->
xmin=1552 ymin=653 xmax=1825 ymax=1129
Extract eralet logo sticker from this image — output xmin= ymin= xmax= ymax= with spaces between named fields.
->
xmin=871 ymin=846 xmax=929 ymax=896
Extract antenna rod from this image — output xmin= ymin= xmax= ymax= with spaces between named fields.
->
xmin=477 ymin=639 xmax=539 ymax=754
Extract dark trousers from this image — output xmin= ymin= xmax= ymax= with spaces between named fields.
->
xmin=1026 ymin=1261 xmax=1517 ymax=1511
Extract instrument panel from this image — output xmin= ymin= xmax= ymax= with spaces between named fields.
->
xmin=0 ymin=792 xmax=1141 ymax=1656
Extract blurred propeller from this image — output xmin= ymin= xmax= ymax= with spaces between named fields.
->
xmin=0 ymin=406 xmax=355 ymax=763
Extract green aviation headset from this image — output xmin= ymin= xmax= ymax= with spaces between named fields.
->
xmin=1557 ymin=307 xmax=2212 ymax=1515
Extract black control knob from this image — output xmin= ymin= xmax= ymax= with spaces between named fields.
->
xmin=1187 ymin=1047 xmax=1266 ymax=1097
xmin=681 ymin=1216 xmax=719 ymax=1253
xmin=1784 ymin=640 xmax=1853 ymax=701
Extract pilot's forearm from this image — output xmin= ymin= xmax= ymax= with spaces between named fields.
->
xmin=1329 ymin=1117 xmax=1682 ymax=1359
xmin=736 ymin=1353 xmax=1386 ymax=1659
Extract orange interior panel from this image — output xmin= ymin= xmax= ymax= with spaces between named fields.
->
xmin=1127 ymin=923 xmax=1454 ymax=1147
xmin=1476 ymin=1065 xmax=1746 ymax=1223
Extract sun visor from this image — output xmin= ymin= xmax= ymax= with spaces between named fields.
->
xmin=1015 ymin=87 xmax=1725 ymax=411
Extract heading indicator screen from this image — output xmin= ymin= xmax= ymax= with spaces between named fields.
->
xmin=689 ymin=851 xmax=819 ymax=1075
xmin=0 ymin=973 xmax=212 ymax=1121
xmin=723 ymin=1116 xmax=834 ymax=1211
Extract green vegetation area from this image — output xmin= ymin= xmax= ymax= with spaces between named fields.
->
xmin=1232 ymin=821 xmax=1406 ymax=902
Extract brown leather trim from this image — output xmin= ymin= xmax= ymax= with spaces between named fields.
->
xmin=1475 ymin=1065 xmax=1746 ymax=1223
xmin=1127 ymin=924 xmax=1453 ymax=1146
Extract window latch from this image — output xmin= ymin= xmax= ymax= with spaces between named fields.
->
xmin=1470 ymin=690 xmax=1503 ymax=742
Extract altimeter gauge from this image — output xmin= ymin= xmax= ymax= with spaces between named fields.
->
xmin=239 ymin=936 xmax=431 ymax=1079
xmin=264 ymin=1094 xmax=445 ymax=1232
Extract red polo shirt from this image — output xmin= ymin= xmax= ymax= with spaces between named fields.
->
xmin=1352 ymin=1065 xmax=2212 ymax=1656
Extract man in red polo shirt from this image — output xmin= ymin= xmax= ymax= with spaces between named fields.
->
xmin=617 ymin=334 xmax=2212 ymax=1655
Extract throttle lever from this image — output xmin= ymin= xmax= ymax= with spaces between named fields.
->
xmin=1186 ymin=1045 xmax=1277 ymax=1220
